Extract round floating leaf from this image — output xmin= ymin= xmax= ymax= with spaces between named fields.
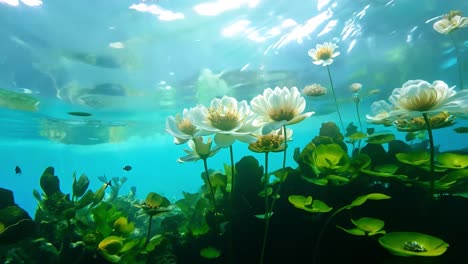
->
xmin=336 ymin=226 xmax=366 ymax=236
xmin=288 ymin=195 xmax=332 ymax=213
xmin=436 ymin=152 xmax=468 ymax=169
xmin=351 ymin=217 xmax=385 ymax=233
xmin=378 ymin=232 xmax=449 ymax=257
xmin=113 ymin=217 xmax=135 ymax=234
xmin=311 ymin=199 xmax=333 ymax=213
xmin=302 ymin=176 xmax=328 ymax=186
xmin=396 ymin=151 xmax=430 ymax=166
xmin=361 ymin=164 xmax=408 ymax=180
xmin=366 ymin=133 xmax=395 ymax=144
xmin=288 ymin=195 xmax=313 ymax=208
xmin=349 ymin=193 xmax=391 ymax=208
xmin=98 ymin=236 xmax=124 ymax=255
xmin=145 ymin=192 xmax=170 ymax=208
xmin=326 ymin=174 xmax=350 ymax=185
xmin=348 ymin=132 xmax=368 ymax=140
xmin=200 ymin=246 xmax=221 ymax=259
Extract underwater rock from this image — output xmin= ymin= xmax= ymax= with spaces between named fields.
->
xmin=0 ymin=188 xmax=15 ymax=209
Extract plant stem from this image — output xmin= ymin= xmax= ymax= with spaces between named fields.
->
xmin=326 ymin=65 xmax=345 ymax=132
xmin=449 ymin=33 xmax=464 ymax=90
xmin=145 ymin=215 xmax=153 ymax=246
xmin=313 ymin=206 xmax=347 ymax=264
xmin=422 ymin=112 xmax=435 ymax=198
xmin=259 ymin=152 xmax=270 ymax=264
xmin=260 ymin=125 xmax=287 ymax=263
xmin=282 ymin=125 xmax=287 ymax=168
xmin=355 ymin=97 xmax=363 ymax=153
xmin=203 ymin=158 xmax=219 ymax=216
xmin=230 ymin=145 xmax=235 ymax=198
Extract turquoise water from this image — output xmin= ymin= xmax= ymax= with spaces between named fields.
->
xmin=1 ymin=0 xmax=467 ymax=263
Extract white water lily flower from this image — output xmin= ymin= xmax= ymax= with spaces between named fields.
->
xmin=191 ymin=96 xmax=259 ymax=148
xmin=433 ymin=15 xmax=468 ymax=34
xmin=166 ymin=107 xmax=199 ymax=145
xmin=366 ymin=80 xmax=468 ymax=124
xmin=177 ymin=136 xmax=221 ymax=163
xmin=307 ymin=42 xmax=340 ymax=66
xmin=250 ymin=86 xmax=314 ymax=134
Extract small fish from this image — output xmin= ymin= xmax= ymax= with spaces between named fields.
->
xmin=15 ymin=166 xmax=22 ymax=175
xmin=123 ymin=165 xmax=132 ymax=171
xmin=67 ymin=111 xmax=92 ymax=117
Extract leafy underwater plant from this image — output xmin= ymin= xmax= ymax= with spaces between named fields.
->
xmin=311 ymin=193 xmax=391 ymax=264
xmin=378 ymin=232 xmax=449 ymax=257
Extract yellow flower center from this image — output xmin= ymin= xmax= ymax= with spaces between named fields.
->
xmin=316 ymin=47 xmax=333 ymax=61
xmin=178 ymin=119 xmax=197 ymax=135
xmin=207 ymin=105 xmax=240 ymax=131
xmin=249 ymin=134 xmax=284 ymax=153
xmin=269 ymin=108 xmax=296 ymax=122
xmin=399 ymin=88 xmax=439 ymax=111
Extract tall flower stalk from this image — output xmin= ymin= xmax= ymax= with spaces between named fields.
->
xmin=366 ymin=80 xmax=468 ymax=196
xmin=433 ymin=10 xmax=468 ymax=90
xmin=308 ymin=42 xmax=345 ymax=132
xmin=248 ymin=127 xmax=292 ymax=264
xmin=178 ymin=136 xmax=221 ymax=215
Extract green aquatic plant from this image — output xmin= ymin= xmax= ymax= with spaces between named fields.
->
xmin=248 ymin=128 xmax=292 ymax=264
xmin=178 ymin=136 xmax=221 ymax=218
xmin=337 ymin=217 xmax=386 ymax=236
xmin=378 ymin=232 xmax=449 ymax=257
xmin=134 ymin=192 xmax=171 ymax=246
xmin=436 ymin=152 xmax=468 ymax=169
xmin=313 ymin=143 xmax=350 ymax=174
xmin=313 ymin=193 xmax=391 ymax=264
xmin=288 ymin=195 xmax=332 ymax=213
xmin=200 ymin=246 xmax=221 ymax=259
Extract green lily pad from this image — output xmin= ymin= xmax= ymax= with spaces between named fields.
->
xmin=288 ymin=195 xmax=332 ymax=213
xmin=337 ymin=226 xmax=367 ymax=236
xmin=326 ymin=174 xmax=350 ymax=185
xmin=200 ymin=246 xmax=221 ymax=259
xmin=378 ymin=232 xmax=449 ymax=257
xmin=347 ymin=132 xmax=368 ymax=140
xmin=98 ymin=236 xmax=124 ymax=255
xmin=366 ymin=133 xmax=395 ymax=144
xmin=361 ymin=164 xmax=408 ymax=180
xmin=436 ymin=152 xmax=468 ymax=169
xmin=302 ymin=176 xmax=328 ymax=186
xmin=338 ymin=217 xmax=386 ymax=236
xmin=352 ymin=217 xmax=385 ymax=234
xmin=348 ymin=193 xmax=391 ymax=209
xmin=0 ymin=88 xmax=40 ymax=111
xmin=396 ymin=151 xmax=430 ymax=166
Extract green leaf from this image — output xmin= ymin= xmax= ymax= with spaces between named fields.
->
xmin=348 ymin=193 xmax=391 ymax=209
xmin=336 ymin=226 xmax=366 ymax=236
